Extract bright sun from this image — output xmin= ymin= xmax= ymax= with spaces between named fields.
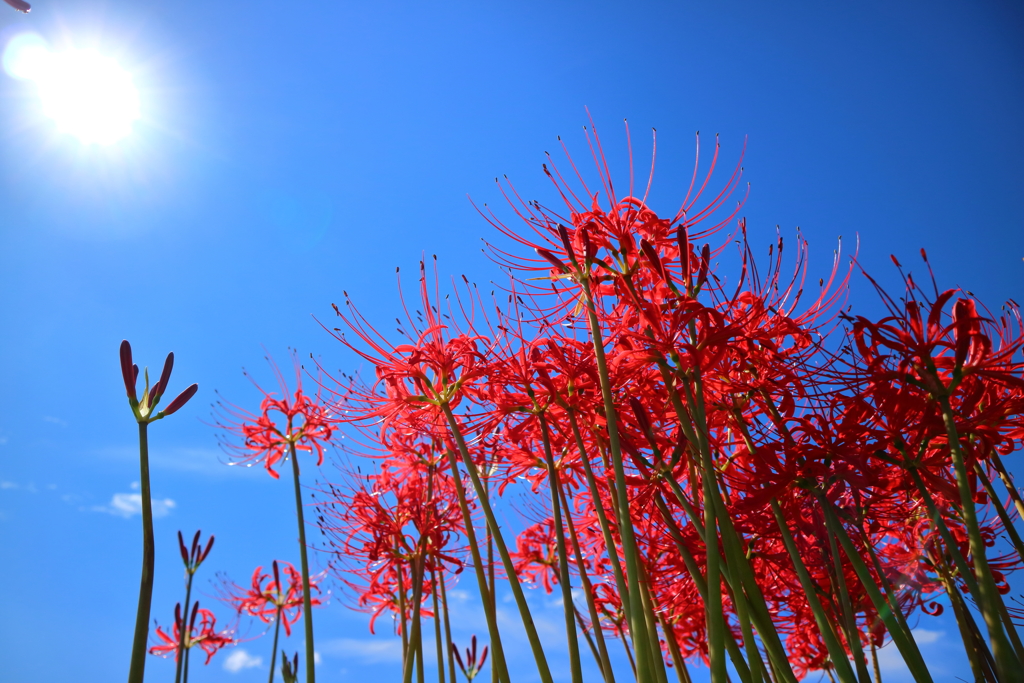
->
xmin=3 ymin=33 xmax=140 ymax=145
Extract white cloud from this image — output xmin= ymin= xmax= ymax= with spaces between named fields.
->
xmin=1 ymin=481 xmax=17 ymax=490
xmin=321 ymin=638 xmax=403 ymax=664
xmin=95 ymin=445 xmax=265 ymax=478
xmin=95 ymin=493 xmax=176 ymax=518
xmin=314 ymin=651 xmax=322 ymax=665
xmin=223 ymin=649 xmax=262 ymax=673
xmin=911 ymin=629 xmax=943 ymax=645
xmin=874 ymin=629 xmax=946 ymax=681
xmin=43 ymin=416 xmax=68 ymax=427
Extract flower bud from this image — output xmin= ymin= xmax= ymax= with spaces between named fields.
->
xmin=557 ymin=224 xmax=577 ymax=265
xmin=161 ymin=384 xmax=199 ymax=416
xmin=178 ymin=531 xmax=190 ymax=565
xmin=535 ymin=248 xmax=569 ymax=274
xmin=4 ymin=0 xmax=31 ymax=14
xmin=154 ymin=352 xmax=175 ymax=403
xmin=120 ymin=340 xmax=138 ymax=400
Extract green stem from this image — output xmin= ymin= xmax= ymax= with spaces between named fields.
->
xmin=538 ymin=414 xmax=584 ymax=683
xmin=431 ymin=570 xmax=446 ymax=683
xmin=268 ymin=606 xmax=283 ymax=683
xmin=567 ymin=409 xmax=632 ymax=625
xmin=936 ymin=396 xmax=1020 ymax=680
xmin=175 ymin=569 xmax=196 ymax=683
xmin=128 ymin=422 xmax=154 ymax=683
xmin=974 ymin=462 xmax=1024 ymax=565
xmin=823 ymin=521 xmax=871 ymax=683
xmin=817 ymin=499 xmax=933 ymax=683
xmin=437 ymin=569 xmax=458 ymax=683
xmin=932 ymin=550 xmax=990 ymax=683
xmin=580 ymin=278 xmax=655 ymax=683
xmin=402 ymin=555 xmax=426 ymax=683
xmin=770 ymin=499 xmax=858 ymax=683
xmin=990 ymin=451 xmax=1024 ymax=522
xmin=441 ymin=447 xmax=510 ymax=683
xmin=288 ymin=442 xmax=316 ymax=683
xmin=556 ymin=470 xmax=616 ymax=683
xmin=442 ymin=404 xmax=554 ymax=683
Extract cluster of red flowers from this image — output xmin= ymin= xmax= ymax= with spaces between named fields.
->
xmin=315 ymin=125 xmax=1023 ymax=683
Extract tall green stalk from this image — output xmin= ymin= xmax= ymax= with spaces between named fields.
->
xmin=441 ymin=447 xmax=510 ymax=683
xmin=580 ymin=278 xmax=656 ymax=683
xmin=288 ymin=442 xmax=317 ymax=683
xmin=128 ymin=422 xmax=154 ymax=683
xmin=538 ymin=414 xmax=584 ymax=683
xmin=936 ymin=396 xmax=1021 ymax=680
xmin=771 ymin=499 xmax=858 ymax=683
xmin=817 ymin=500 xmax=933 ymax=683
xmin=268 ymin=606 xmax=284 ymax=683
xmin=442 ymin=405 xmax=554 ymax=683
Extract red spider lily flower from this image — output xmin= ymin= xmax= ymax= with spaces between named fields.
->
xmin=220 ymin=561 xmax=322 ymax=637
xmin=214 ymin=353 xmax=334 ymax=479
xmin=149 ymin=602 xmax=235 ymax=665
xmin=324 ymin=258 xmax=497 ymax=440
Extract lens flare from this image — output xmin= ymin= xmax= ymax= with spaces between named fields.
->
xmin=3 ymin=33 xmax=140 ymax=145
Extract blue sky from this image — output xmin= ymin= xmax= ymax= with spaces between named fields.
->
xmin=0 ymin=1 xmax=1022 ymax=681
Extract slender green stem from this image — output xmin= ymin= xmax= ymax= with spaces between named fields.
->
xmin=823 ymin=522 xmax=871 ymax=683
xmin=651 ymin=491 xmax=752 ymax=683
xmin=183 ymin=640 xmax=192 ymax=683
xmin=397 ymin=546 xmax=410 ymax=663
xmin=936 ymin=396 xmax=1020 ymax=680
xmin=660 ymin=617 xmax=693 ymax=683
xmin=932 ymin=550 xmax=989 ymax=683
xmin=268 ymin=606 xmax=283 ymax=683
xmin=441 ymin=446 xmax=510 ymax=683
xmin=817 ymin=499 xmax=933 ymax=683
xmin=567 ymin=410 xmax=632 ymax=625
xmin=402 ymin=555 xmax=426 ymax=683
xmin=175 ymin=570 xmax=196 ymax=683
xmin=770 ymin=499 xmax=858 ymax=683
xmin=990 ymin=452 xmax=1024 ymax=522
xmin=442 ymin=404 xmax=554 ymax=683
xmin=869 ymin=639 xmax=882 ymax=683
xmin=538 ymin=414 xmax=584 ymax=683
xmin=580 ymin=278 xmax=655 ymax=683
xmin=975 ymin=462 xmax=1024 ymax=565
xmin=431 ymin=570 xmax=446 ymax=683
xmin=288 ymin=442 xmax=316 ymax=683
xmin=128 ymin=422 xmax=154 ymax=683
xmin=556 ymin=469 xmax=616 ymax=683
xmin=437 ymin=569 xmax=458 ymax=683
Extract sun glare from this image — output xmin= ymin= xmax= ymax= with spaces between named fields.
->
xmin=3 ymin=33 xmax=140 ymax=145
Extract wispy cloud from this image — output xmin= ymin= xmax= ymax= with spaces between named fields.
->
xmin=875 ymin=629 xmax=946 ymax=681
xmin=320 ymin=638 xmax=403 ymax=664
xmin=43 ymin=416 xmax=68 ymax=427
xmin=223 ymin=649 xmax=262 ymax=673
xmin=1 ymin=481 xmax=17 ymax=490
xmin=93 ymin=493 xmax=176 ymax=518
xmin=95 ymin=446 xmax=265 ymax=478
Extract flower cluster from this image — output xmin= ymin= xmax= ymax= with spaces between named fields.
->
xmin=319 ymin=124 xmax=1024 ymax=683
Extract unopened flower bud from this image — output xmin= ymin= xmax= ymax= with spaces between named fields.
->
xmin=557 ymin=224 xmax=577 ymax=265
xmin=161 ymin=384 xmax=199 ymax=417
xmin=535 ymin=248 xmax=569 ymax=274
xmin=154 ymin=352 xmax=175 ymax=403
xmin=120 ymin=340 xmax=137 ymax=401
